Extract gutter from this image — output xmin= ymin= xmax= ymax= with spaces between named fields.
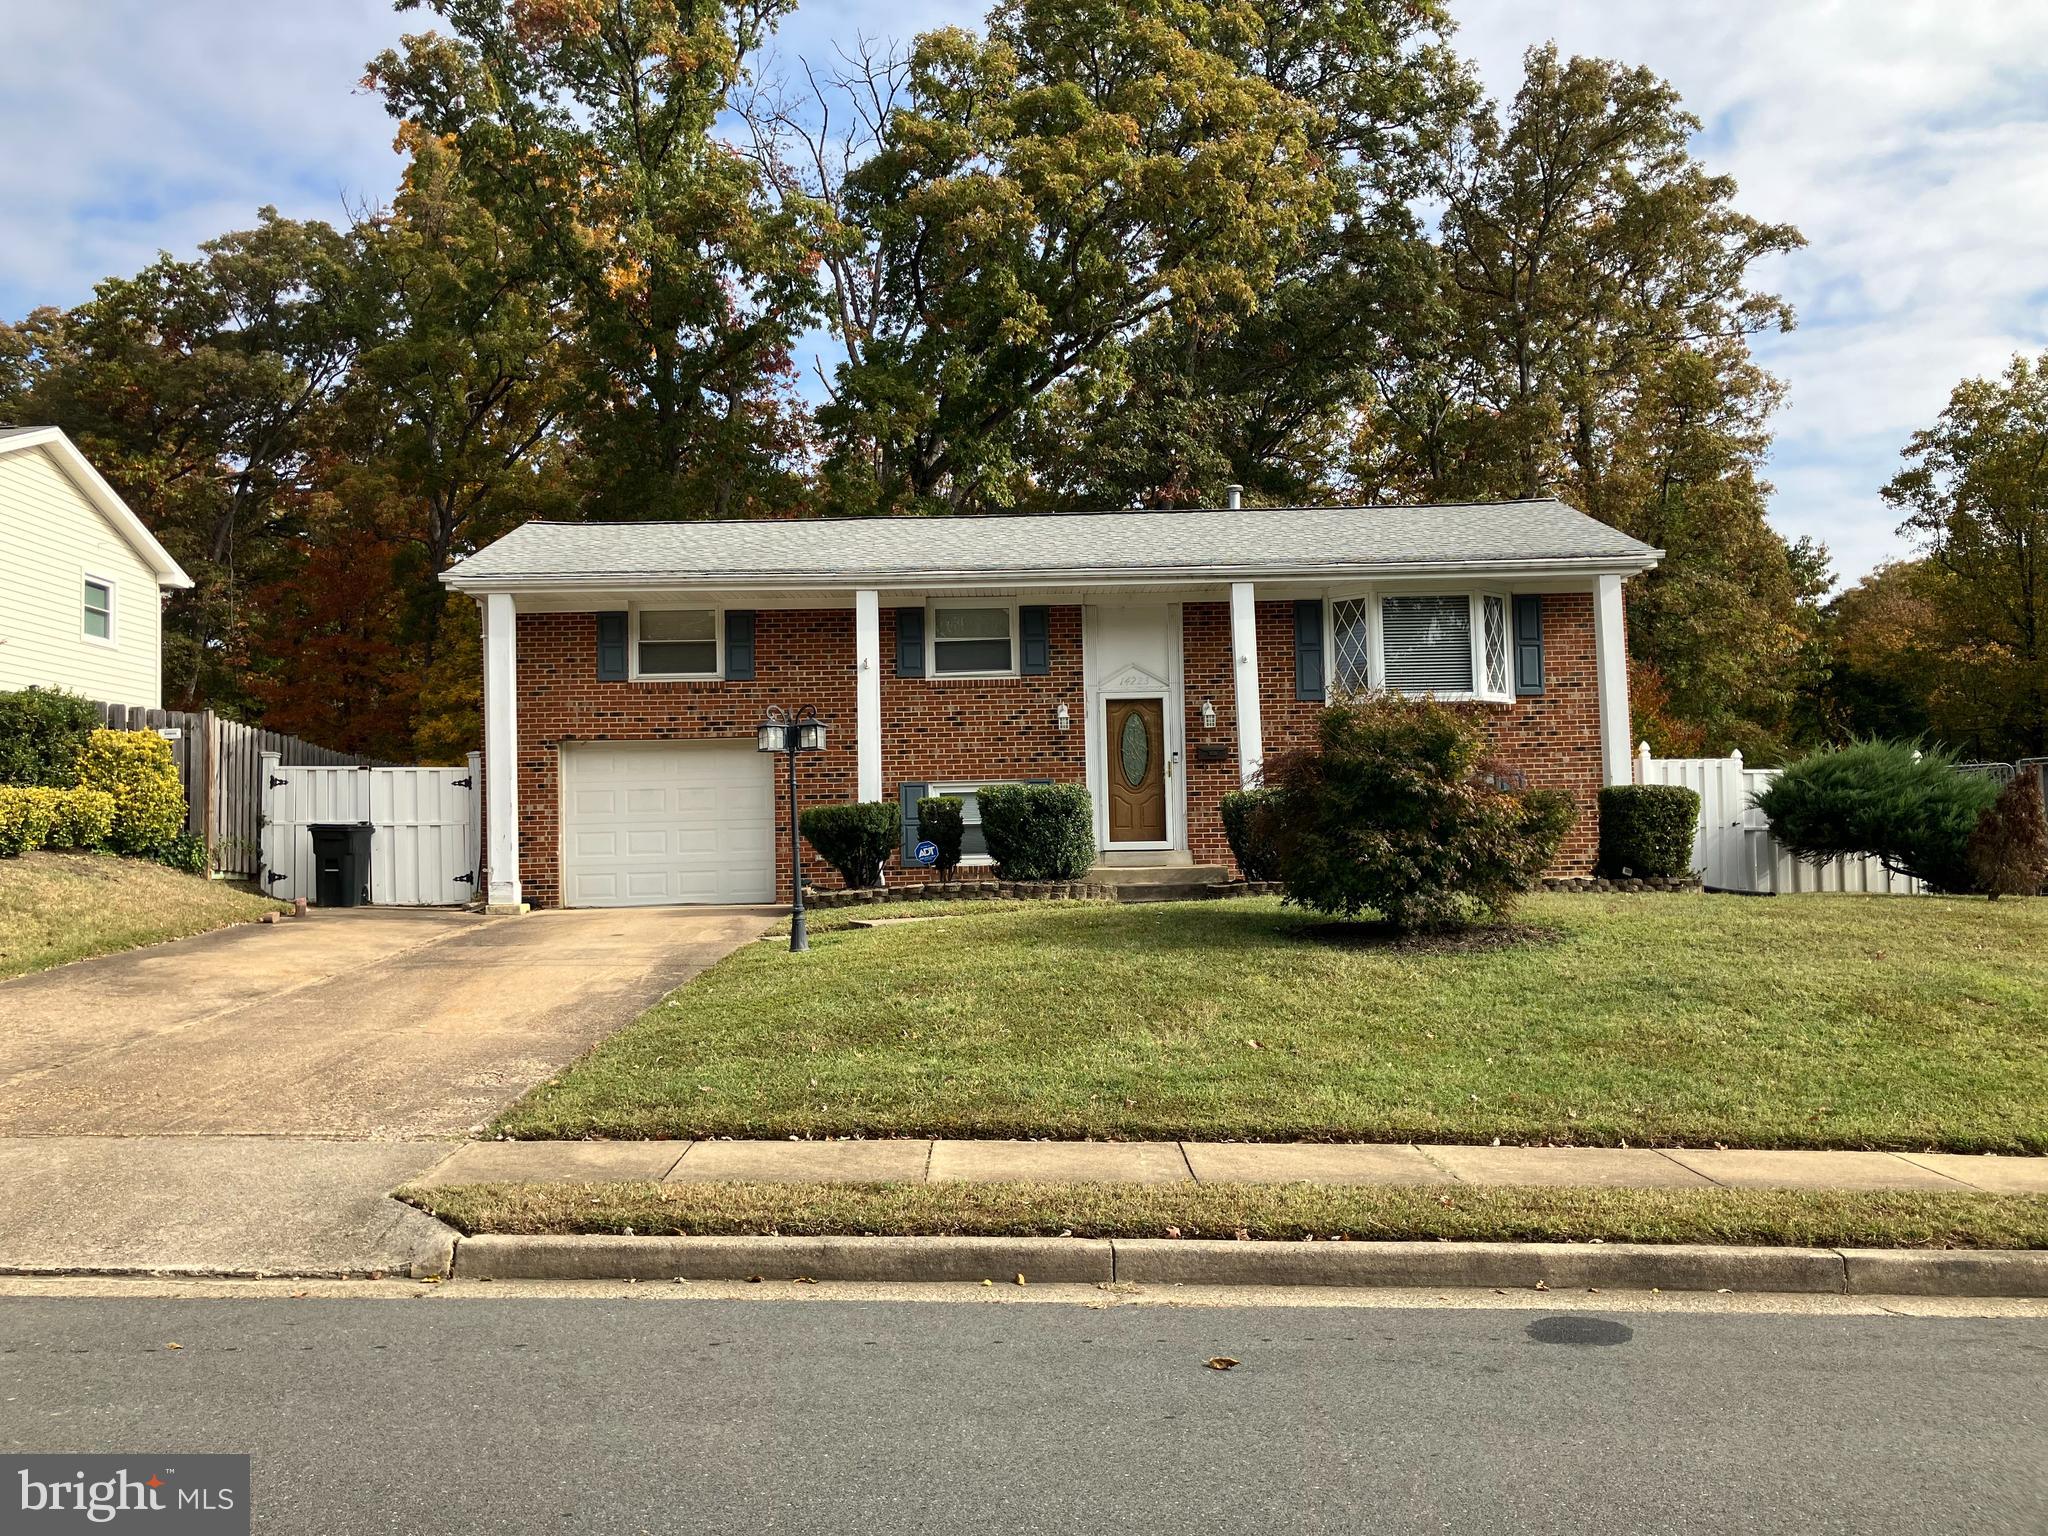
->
xmin=442 ymin=552 xmax=1665 ymax=594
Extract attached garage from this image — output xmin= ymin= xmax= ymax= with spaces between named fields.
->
xmin=559 ymin=742 xmax=776 ymax=906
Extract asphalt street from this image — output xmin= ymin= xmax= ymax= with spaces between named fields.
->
xmin=2 ymin=1292 xmax=2043 ymax=1535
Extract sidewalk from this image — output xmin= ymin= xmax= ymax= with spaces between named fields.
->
xmin=411 ymin=1138 xmax=2048 ymax=1195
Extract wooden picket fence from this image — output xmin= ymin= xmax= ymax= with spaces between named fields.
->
xmin=88 ymin=702 xmax=380 ymax=878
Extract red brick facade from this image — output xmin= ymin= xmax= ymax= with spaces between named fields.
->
xmin=507 ymin=591 xmax=1604 ymax=905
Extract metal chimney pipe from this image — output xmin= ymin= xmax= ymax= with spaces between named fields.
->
xmin=1225 ymin=484 xmax=1243 ymax=509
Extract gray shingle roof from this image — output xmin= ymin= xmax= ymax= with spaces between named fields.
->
xmin=444 ymin=498 xmax=1660 ymax=590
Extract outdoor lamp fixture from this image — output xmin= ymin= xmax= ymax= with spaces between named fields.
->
xmin=1055 ymin=702 xmax=1070 ymax=732
xmin=756 ymin=704 xmax=828 ymax=952
xmin=1201 ymin=698 xmax=1218 ymax=730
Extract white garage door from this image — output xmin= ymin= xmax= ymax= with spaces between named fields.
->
xmin=560 ymin=742 xmax=777 ymax=906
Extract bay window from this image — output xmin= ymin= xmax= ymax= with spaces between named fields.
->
xmin=1330 ymin=590 xmax=1514 ymax=702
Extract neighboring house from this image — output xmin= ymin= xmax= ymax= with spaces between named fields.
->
xmin=0 ymin=426 xmax=191 ymax=707
xmin=443 ymin=494 xmax=1661 ymax=909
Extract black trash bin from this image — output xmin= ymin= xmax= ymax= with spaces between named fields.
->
xmin=309 ymin=822 xmax=374 ymax=908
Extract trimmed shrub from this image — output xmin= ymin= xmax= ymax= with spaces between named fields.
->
xmin=0 ymin=687 xmax=101 ymax=787
xmin=1968 ymin=768 xmax=2048 ymax=899
xmin=977 ymin=783 xmax=1095 ymax=881
xmin=0 ymin=786 xmax=58 ymax=856
xmin=1596 ymin=784 xmax=1701 ymax=879
xmin=1262 ymin=694 xmax=1576 ymax=931
xmin=1220 ymin=787 xmax=1282 ymax=881
xmin=155 ymin=830 xmax=211 ymax=876
xmin=916 ymin=796 xmax=965 ymax=880
xmin=799 ymin=801 xmax=902 ymax=888
xmin=41 ymin=788 xmax=117 ymax=851
xmin=1753 ymin=740 xmax=1998 ymax=894
xmin=73 ymin=728 xmax=186 ymax=856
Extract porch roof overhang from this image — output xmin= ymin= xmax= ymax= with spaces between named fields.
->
xmin=443 ymin=498 xmax=1663 ymax=598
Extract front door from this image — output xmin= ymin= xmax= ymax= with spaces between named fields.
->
xmin=1105 ymin=698 xmax=1168 ymax=844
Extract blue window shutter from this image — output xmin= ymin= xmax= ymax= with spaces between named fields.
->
xmin=899 ymin=782 xmax=928 ymax=862
xmin=724 ymin=610 xmax=756 ymax=680
xmin=1513 ymin=595 xmax=1544 ymax=695
xmin=1019 ymin=606 xmax=1050 ymax=675
xmin=895 ymin=608 xmax=925 ymax=677
xmin=1294 ymin=600 xmax=1324 ymax=702
xmin=596 ymin=612 xmax=628 ymax=681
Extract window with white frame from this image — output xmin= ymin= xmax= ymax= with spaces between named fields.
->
xmin=929 ymin=605 xmax=1015 ymax=676
xmin=930 ymin=781 xmax=1017 ymax=860
xmin=82 ymin=576 xmax=114 ymax=643
xmin=634 ymin=607 xmax=719 ymax=678
xmin=1330 ymin=591 xmax=1513 ymax=702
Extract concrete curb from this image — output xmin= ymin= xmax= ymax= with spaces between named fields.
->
xmin=448 ymin=1234 xmax=2048 ymax=1296
xmin=455 ymin=1234 xmax=1115 ymax=1284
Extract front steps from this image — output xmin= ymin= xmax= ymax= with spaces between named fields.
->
xmin=1086 ymin=860 xmax=1231 ymax=904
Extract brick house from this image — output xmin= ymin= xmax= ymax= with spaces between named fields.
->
xmin=443 ymin=495 xmax=1660 ymax=910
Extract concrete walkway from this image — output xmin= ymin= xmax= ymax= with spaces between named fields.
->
xmin=411 ymin=1138 xmax=2048 ymax=1195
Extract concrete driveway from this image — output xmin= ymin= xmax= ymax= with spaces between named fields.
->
xmin=0 ymin=904 xmax=773 ymax=1275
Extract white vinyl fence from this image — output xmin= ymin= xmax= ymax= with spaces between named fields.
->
xmin=259 ymin=752 xmax=481 ymax=906
xmin=1633 ymin=744 xmax=1924 ymax=895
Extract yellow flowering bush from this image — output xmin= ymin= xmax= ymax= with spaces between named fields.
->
xmin=73 ymin=728 xmax=185 ymax=855
xmin=0 ymin=787 xmax=57 ymax=856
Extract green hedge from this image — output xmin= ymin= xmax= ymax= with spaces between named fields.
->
xmin=977 ymin=783 xmax=1095 ymax=881
xmin=1753 ymin=740 xmax=1998 ymax=894
xmin=1596 ymin=784 xmax=1701 ymax=878
xmin=916 ymin=796 xmax=965 ymax=879
xmin=0 ymin=688 xmax=101 ymax=788
xmin=799 ymin=801 xmax=902 ymax=888
xmin=1220 ymin=788 xmax=1281 ymax=881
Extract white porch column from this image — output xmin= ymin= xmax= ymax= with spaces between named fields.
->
xmin=855 ymin=588 xmax=883 ymax=802
xmin=1229 ymin=581 xmax=1264 ymax=788
xmin=1593 ymin=573 xmax=1631 ymax=787
xmin=482 ymin=591 xmax=523 ymax=911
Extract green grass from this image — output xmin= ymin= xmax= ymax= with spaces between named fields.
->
xmin=0 ymin=850 xmax=284 ymax=980
xmin=496 ymin=894 xmax=2048 ymax=1153
xmin=407 ymin=1179 xmax=2048 ymax=1250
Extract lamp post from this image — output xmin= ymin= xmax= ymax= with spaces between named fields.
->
xmin=757 ymin=704 xmax=828 ymax=952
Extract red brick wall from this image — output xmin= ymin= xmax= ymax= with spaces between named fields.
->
xmin=509 ymin=592 xmax=1604 ymax=905
xmin=880 ymin=605 xmax=1087 ymax=887
xmin=512 ymin=610 xmax=859 ymax=906
xmin=1182 ymin=592 xmax=1602 ymax=877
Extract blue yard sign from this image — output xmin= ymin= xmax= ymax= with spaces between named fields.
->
xmin=912 ymin=839 xmax=940 ymax=867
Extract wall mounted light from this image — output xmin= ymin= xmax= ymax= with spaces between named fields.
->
xmin=1201 ymin=698 xmax=1218 ymax=730
xmin=1055 ymin=702 xmax=1070 ymax=732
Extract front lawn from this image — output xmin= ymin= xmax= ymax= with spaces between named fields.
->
xmin=0 ymin=851 xmax=284 ymax=979
xmin=497 ymin=894 xmax=2048 ymax=1153
xmin=408 ymin=1179 xmax=2048 ymax=1251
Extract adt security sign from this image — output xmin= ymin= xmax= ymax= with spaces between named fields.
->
xmin=912 ymin=839 xmax=940 ymax=867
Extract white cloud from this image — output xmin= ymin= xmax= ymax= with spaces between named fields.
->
xmin=6 ymin=0 xmax=2043 ymax=581
xmin=1453 ymin=0 xmax=2048 ymax=580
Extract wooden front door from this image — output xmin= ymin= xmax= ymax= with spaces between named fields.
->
xmin=1105 ymin=697 xmax=1168 ymax=844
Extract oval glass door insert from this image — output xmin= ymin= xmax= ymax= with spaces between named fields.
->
xmin=1120 ymin=711 xmax=1151 ymax=787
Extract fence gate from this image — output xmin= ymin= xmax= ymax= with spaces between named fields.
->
xmin=1634 ymin=744 xmax=1922 ymax=895
xmin=259 ymin=753 xmax=481 ymax=906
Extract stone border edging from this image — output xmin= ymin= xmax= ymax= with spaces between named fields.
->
xmin=451 ymin=1233 xmax=2048 ymax=1296
xmin=805 ymin=875 xmax=1701 ymax=908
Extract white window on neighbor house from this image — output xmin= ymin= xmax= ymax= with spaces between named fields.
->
xmin=82 ymin=576 xmax=115 ymax=644
xmin=1330 ymin=590 xmax=1513 ymax=702
xmin=929 ymin=605 xmax=1016 ymax=677
xmin=633 ymin=607 xmax=720 ymax=679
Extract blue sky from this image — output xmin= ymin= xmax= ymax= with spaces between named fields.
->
xmin=4 ymin=1 xmax=2044 ymax=584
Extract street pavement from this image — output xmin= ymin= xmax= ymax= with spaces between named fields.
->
xmin=2 ymin=1290 xmax=2043 ymax=1534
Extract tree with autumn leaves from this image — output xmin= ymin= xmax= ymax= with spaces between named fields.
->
xmin=2 ymin=0 xmax=1968 ymax=768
